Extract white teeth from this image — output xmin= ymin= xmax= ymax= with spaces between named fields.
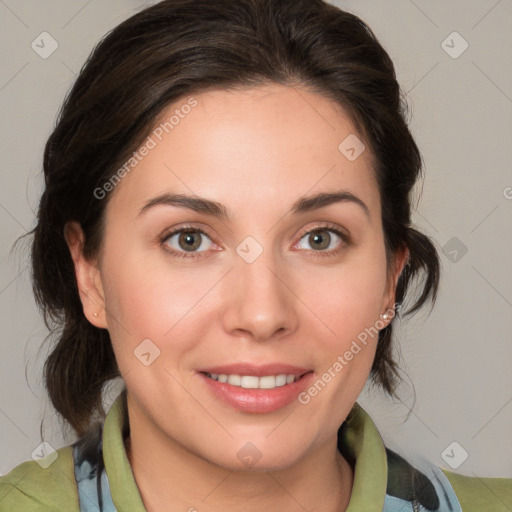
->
xmin=227 ymin=374 xmax=241 ymax=386
xmin=240 ymin=376 xmax=259 ymax=389
xmin=259 ymin=375 xmax=276 ymax=389
xmin=275 ymin=374 xmax=287 ymax=387
xmin=207 ymin=373 xmax=299 ymax=389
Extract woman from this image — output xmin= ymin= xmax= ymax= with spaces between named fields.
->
xmin=1 ymin=0 xmax=510 ymax=510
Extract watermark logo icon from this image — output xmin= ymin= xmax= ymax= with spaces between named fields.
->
xmin=237 ymin=442 xmax=263 ymax=467
xmin=441 ymin=441 xmax=469 ymax=469
xmin=441 ymin=32 xmax=468 ymax=59
xmin=236 ymin=236 xmax=264 ymax=264
xmin=338 ymin=134 xmax=365 ymax=161
xmin=134 ymin=338 xmax=161 ymax=366
xmin=31 ymin=442 xmax=58 ymax=469
xmin=442 ymin=236 xmax=468 ymax=263
xmin=31 ymin=32 xmax=59 ymax=59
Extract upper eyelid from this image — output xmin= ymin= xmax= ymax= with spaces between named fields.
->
xmin=297 ymin=223 xmax=348 ymax=239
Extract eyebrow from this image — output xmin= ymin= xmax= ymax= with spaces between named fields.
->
xmin=139 ymin=190 xmax=370 ymax=220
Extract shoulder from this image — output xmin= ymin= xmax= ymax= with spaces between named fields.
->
xmin=0 ymin=445 xmax=79 ymax=512
xmin=442 ymin=468 xmax=512 ymax=512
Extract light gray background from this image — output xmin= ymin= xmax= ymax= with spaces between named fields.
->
xmin=1 ymin=0 xmax=511 ymax=480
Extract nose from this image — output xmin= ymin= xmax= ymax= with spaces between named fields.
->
xmin=221 ymin=244 xmax=299 ymax=343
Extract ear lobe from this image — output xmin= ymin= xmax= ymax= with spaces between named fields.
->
xmin=63 ymin=221 xmax=108 ymax=329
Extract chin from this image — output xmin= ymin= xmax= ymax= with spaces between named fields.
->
xmin=194 ymin=435 xmax=308 ymax=473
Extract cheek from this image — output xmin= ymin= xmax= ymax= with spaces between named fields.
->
xmin=305 ymin=258 xmax=387 ymax=401
xmin=311 ymin=247 xmax=388 ymax=342
xmin=99 ymin=244 xmax=210 ymax=364
xmin=300 ymin=246 xmax=388 ymax=404
xmin=99 ymin=242 xmax=239 ymax=385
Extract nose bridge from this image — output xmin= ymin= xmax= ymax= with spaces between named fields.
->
xmin=222 ymin=234 xmax=297 ymax=341
xmin=238 ymin=237 xmax=282 ymax=296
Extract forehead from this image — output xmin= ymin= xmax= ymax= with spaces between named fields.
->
xmin=106 ymin=84 xmax=379 ymax=221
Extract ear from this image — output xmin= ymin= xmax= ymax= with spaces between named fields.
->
xmin=63 ymin=221 xmax=108 ymax=329
xmin=382 ymin=245 xmax=410 ymax=318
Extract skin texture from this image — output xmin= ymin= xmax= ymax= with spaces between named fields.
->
xmin=65 ymin=84 xmax=408 ymax=512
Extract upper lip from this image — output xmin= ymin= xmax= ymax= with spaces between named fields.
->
xmin=198 ymin=363 xmax=311 ymax=377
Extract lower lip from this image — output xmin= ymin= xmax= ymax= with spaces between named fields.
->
xmin=198 ymin=372 xmax=314 ymax=413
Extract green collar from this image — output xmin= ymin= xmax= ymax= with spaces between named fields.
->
xmin=102 ymin=393 xmax=146 ymax=510
xmin=340 ymin=402 xmax=388 ymax=510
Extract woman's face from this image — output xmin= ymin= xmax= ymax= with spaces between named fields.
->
xmin=71 ymin=84 xmax=405 ymax=471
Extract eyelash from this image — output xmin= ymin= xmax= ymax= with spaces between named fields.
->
xmin=159 ymin=223 xmax=350 ymax=260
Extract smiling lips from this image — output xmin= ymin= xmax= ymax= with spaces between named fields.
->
xmin=198 ymin=363 xmax=314 ymax=413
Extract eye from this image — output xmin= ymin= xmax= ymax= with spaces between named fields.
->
xmin=159 ymin=223 xmax=350 ymax=260
xmin=294 ymin=224 xmax=349 ymax=257
xmin=160 ymin=226 xmax=215 ymax=259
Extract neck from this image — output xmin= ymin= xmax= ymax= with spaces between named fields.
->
xmin=125 ymin=421 xmax=354 ymax=512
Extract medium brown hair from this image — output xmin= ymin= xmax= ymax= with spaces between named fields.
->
xmin=29 ymin=0 xmax=440 ymax=437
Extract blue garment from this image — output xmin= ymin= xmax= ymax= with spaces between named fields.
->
xmin=73 ymin=426 xmax=116 ymax=512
